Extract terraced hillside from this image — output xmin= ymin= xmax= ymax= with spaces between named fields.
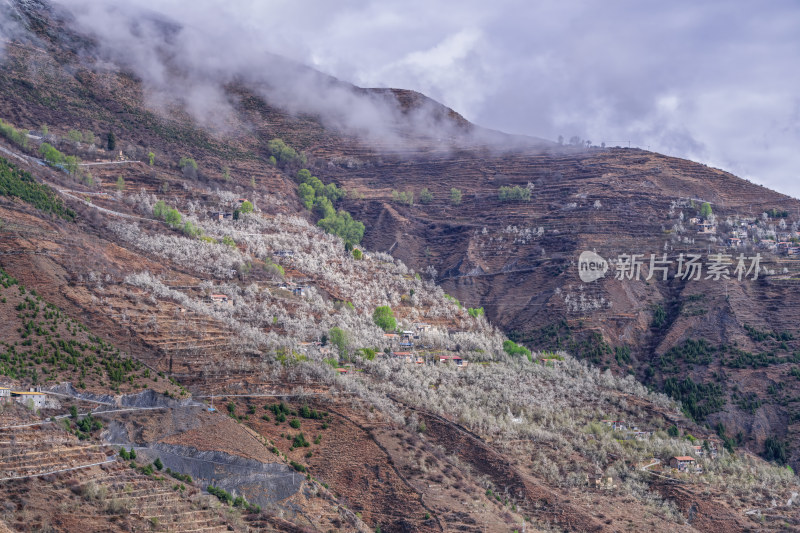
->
xmin=223 ymin=76 xmax=800 ymax=467
xmin=0 ymin=1 xmax=799 ymax=531
xmin=328 ymin=131 xmax=800 ymax=469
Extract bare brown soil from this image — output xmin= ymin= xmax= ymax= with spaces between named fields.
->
xmin=0 ymin=4 xmax=797 ymax=532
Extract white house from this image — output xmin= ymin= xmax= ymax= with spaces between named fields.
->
xmin=12 ymin=390 xmax=47 ymax=409
xmin=208 ymin=294 xmax=232 ymax=307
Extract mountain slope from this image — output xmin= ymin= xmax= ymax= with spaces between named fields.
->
xmin=0 ymin=1 xmax=798 ymax=531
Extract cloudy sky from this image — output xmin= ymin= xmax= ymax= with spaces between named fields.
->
xmin=53 ymin=0 xmax=800 ymax=198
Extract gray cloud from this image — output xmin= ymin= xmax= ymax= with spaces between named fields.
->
xmin=50 ymin=0 xmax=800 ymax=197
xmin=48 ymin=0 xmax=489 ymax=149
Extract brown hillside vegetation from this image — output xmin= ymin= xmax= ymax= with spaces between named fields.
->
xmin=0 ymin=1 xmax=798 ymax=531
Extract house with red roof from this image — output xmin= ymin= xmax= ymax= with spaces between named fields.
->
xmin=669 ymin=456 xmax=696 ymax=471
xmin=438 ymin=355 xmax=467 ymax=367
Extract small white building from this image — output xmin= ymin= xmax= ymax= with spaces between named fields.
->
xmin=12 ymin=390 xmax=47 ymax=410
xmin=208 ymin=294 xmax=232 ymax=307
xmin=0 ymin=387 xmax=10 ymax=402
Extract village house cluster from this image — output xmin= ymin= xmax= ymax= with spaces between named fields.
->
xmin=593 ymin=208 xmax=800 ymax=284
xmin=201 ymin=271 xmax=311 ymax=311
xmin=315 ymin=321 xmax=477 ymax=374
xmin=689 ymin=213 xmax=800 ymax=255
xmin=598 ymin=419 xmax=719 ymax=476
xmin=385 ymin=323 xmax=469 ymax=367
xmin=208 ymin=198 xmax=251 ymax=221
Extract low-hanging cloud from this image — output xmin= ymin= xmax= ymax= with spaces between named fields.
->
xmin=0 ymin=0 xmax=29 ymax=59
xmin=44 ymin=0 xmax=491 ymax=149
xmin=23 ymin=0 xmax=800 ymax=197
